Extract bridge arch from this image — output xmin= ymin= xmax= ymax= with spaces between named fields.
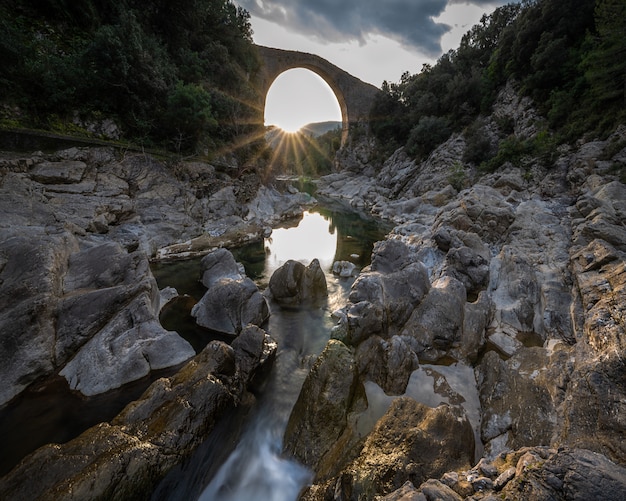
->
xmin=255 ymin=46 xmax=380 ymax=145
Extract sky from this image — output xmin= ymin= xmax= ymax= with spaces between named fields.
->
xmin=236 ymin=0 xmax=517 ymax=131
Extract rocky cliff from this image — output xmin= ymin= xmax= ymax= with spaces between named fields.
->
xmin=286 ymin=84 xmax=626 ymax=499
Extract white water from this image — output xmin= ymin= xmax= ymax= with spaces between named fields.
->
xmin=198 ymin=354 xmax=313 ymax=501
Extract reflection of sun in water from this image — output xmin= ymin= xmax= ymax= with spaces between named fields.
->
xmin=265 ymin=211 xmax=337 ymax=275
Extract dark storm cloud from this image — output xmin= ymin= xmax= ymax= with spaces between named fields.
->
xmin=239 ymin=0 xmax=506 ymax=56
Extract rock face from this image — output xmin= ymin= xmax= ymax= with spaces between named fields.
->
xmin=0 ymin=146 xmax=311 ymax=405
xmin=268 ymin=258 xmax=328 ymax=308
xmin=291 ymin=88 xmax=626 ymax=499
xmin=0 ymin=231 xmax=195 ymax=402
xmin=191 ymin=248 xmax=269 ymax=335
xmin=0 ymin=325 xmax=277 ymax=500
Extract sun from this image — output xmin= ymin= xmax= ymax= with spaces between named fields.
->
xmin=264 ymin=68 xmax=341 ymax=133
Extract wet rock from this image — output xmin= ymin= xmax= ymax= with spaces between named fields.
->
xmin=0 ymin=332 xmax=277 ymax=500
xmin=231 ymin=324 xmax=277 ymax=383
xmin=268 ymin=258 xmax=328 ymax=308
xmin=283 ymin=340 xmax=361 ymax=476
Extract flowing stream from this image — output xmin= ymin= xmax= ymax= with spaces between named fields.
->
xmin=152 ymin=203 xmax=389 ymax=500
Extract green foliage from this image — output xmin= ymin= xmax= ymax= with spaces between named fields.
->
xmin=580 ymin=0 xmax=626 ymax=135
xmin=161 ymin=83 xmax=217 ymax=154
xmin=463 ymin=120 xmax=494 ymax=165
xmin=448 ymin=161 xmax=468 ymax=191
xmin=405 ymin=116 xmax=452 ymax=159
xmin=0 ymin=0 xmax=262 ymax=158
xmin=371 ymin=0 xmax=625 ymax=165
xmin=481 ymin=129 xmax=557 ymax=172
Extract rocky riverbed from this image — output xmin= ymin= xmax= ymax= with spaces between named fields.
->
xmin=285 ymin=85 xmax=626 ymax=499
xmin=2 ymin=77 xmax=626 ymax=500
xmin=0 ymin=143 xmax=314 ymax=493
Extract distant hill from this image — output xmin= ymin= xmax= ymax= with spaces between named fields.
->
xmin=300 ymin=121 xmax=342 ymax=137
xmin=265 ymin=121 xmax=341 ymax=148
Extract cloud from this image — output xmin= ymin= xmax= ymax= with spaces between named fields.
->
xmin=238 ymin=0 xmax=508 ymax=56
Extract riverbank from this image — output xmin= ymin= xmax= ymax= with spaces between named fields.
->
xmin=0 ymin=144 xmax=314 ymax=484
xmin=282 ymin=117 xmax=626 ymax=497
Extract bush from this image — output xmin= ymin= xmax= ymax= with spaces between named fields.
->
xmin=161 ymin=83 xmax=217 ymax=154
xmin=405 ymin=116 xmax=452 ymax=159
xmin=463 ymin=121 xmax=494 ymax=165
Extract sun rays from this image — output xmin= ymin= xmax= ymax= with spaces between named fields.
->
xmin=264 ymin=127 xmax=337 ymax=179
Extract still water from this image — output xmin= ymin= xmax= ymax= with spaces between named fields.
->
xmin=152 ymin=203 xmax=389 ymax=500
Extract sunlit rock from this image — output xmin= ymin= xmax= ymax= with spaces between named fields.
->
xmin=324 ymin=398 xmax=474 ymax=500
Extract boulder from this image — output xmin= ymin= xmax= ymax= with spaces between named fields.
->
xmin=192 ymin=276 xmax=269 ymax=335
xmin=268 ymin=258 xmax=328 ymax=308
xmin=283 ymin=340 xmax=361 ymax=476
xmin=501 ymin=447 xmax=626 ymax=501
xmin=401 ymin=276 xmax=467 ymax=362
xmin=56 ymin=241 xmax=195 ymax=396
xmin=0 ymin=228 xmax=75 ymax=405
xmin=332 ymin=260 xmax=358 ymax=278
xmin=355 ymin=335 xmax=419 ymax=395
xmin=477 ymin=348 xmax=558 ymax=459
xmin=314 ymin=398 xmax=474 ymax=500
xmin=199 ymin=247 xmax=245 ymax=288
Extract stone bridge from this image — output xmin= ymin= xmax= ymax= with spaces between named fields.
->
xmin=255 ymin=45 xmax=380 ymax=144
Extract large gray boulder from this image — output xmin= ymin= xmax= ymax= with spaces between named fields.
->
xmin=192 ymin=277 xmax=269 ymax=335
xmin=57 ymin=241 xmax=195 ymax=396
xmin=0 ymin=228 xmax=75 ymax=405
xmin=191 ymin=248 xmax=270 ymax=336
xmin=268 ymin=258 xmax=328 ymax=308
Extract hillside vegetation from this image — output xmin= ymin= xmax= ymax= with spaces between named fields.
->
xmin=0 ymin=0 xmax=263 ymax=158
xmin=370 ymin=0 xmax=626 ymax=170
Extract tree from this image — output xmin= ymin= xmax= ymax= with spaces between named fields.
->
xmin=161 ymin=83 xmax=217 ymax=153
xmin=583 ymin=0 xmax=626 ymax=107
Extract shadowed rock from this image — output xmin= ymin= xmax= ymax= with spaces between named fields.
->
xmin=268 ymin=258 xmax=328 ymax=308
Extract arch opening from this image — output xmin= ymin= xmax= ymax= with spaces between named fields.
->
xmin=264 ymin=68 xmax=344 ymax=135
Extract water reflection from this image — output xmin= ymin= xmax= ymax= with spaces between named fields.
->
xmin=264 ymin=211 xmax=337 ymax=275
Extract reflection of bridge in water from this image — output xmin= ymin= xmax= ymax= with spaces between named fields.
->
xmin=255 ymin=45 xmax=380 ymax=145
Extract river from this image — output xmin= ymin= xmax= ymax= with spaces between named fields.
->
xmin=151 ymin=202 xmax=390 ymax=500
